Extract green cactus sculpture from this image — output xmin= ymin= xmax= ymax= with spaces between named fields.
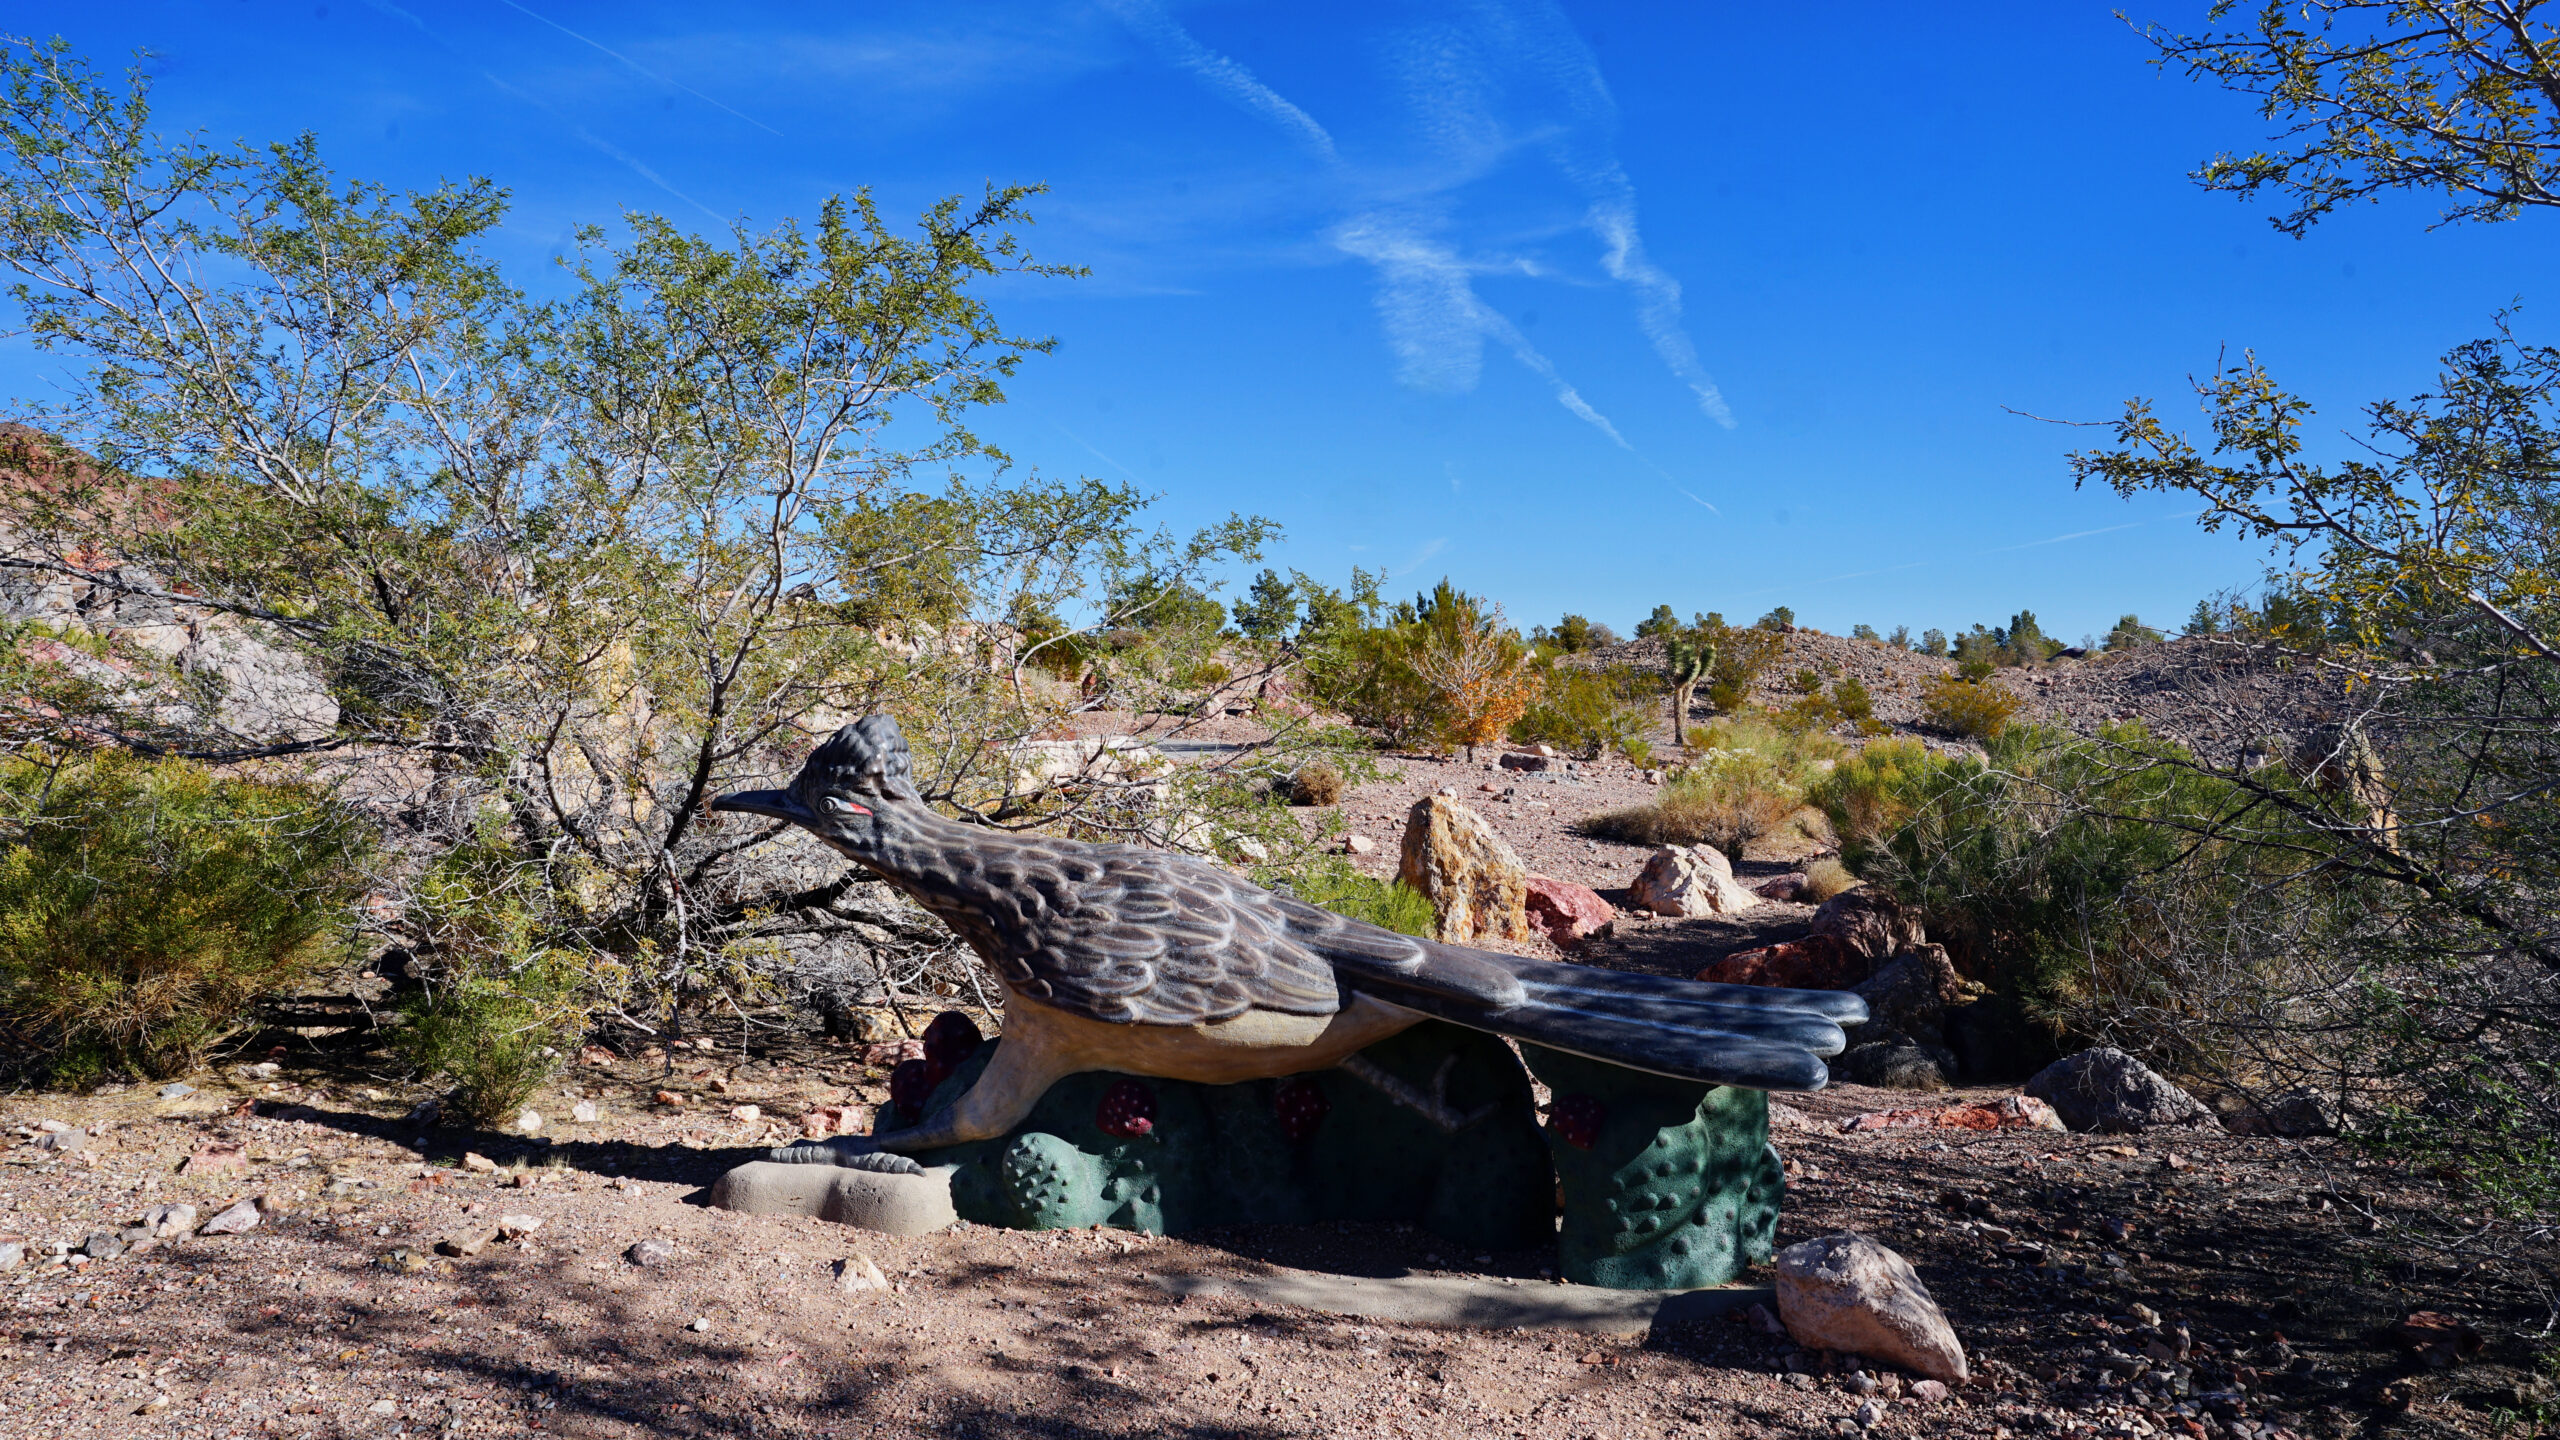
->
xmin=919 ymin=1020 xmax=1555 ymax=1254
xmin=1520 ymin=1042 xmax=1783 ymax=1289
xmin=1664 ymin=630 xmax=1717 ymax=746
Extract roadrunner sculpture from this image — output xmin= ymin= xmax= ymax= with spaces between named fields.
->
xmin=715 ymin=716 xmax=1864 ymax=1161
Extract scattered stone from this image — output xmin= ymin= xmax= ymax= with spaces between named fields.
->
xmin=1769 ymin=1101 xmax=1817 ymax=1133
xmin=144 ymin=1203 xmax=197 ymax=1238
xmin=1910 ymin=1379 xmax=1949 ymax=1402
xmin=833 ymin=1253 xmax=890 ymax=1293
xmin=157 ymin=1082 xmax=196 ymax=1099
xmin=579 ymin=1045 xmax=618 ymax=1066
xmin=1396 ymin=795 xmax=1533 ymax=943
xmin=369 ymin=1399 xmax=397 ymax=1416
xmin=1774 ymin=1232 xmax=1968 ymax=1384
xmin=688 ymin=1316 xmax=712 ymax=1333
xmin=2389 ymin=1311 xmax=2484 ymax=1368
xmin=653 ymin=1090 xmax=686 ymax=1107
xmin=462 ymin=1153 xmax=500 ymax=1173
xmin=708 ymin=1077 xmax=733 ymax=1095
xmin=1853 ymin=1398 xmax=1888 ymax=1427
xmin=35 ymin=1127 xmax=85 ymax=1154
xmin=571 ymin=1101 xmax=600 ymax=1124
xmin=1833 ymin=1038 xmax=1952 ymax=1091
xmin=2025 ymin=1048 xmax=2222 ymax=1133
xmin=1807 ymin=888 xmax=1927 ymax=960
xmin=0 ymin=1240 xmax=23 ymax=1270
xmin=1497 ymin=751 xmax=1550 ymax=772
xmin=1753 ymin=872 xmax=1808 ymax=902
xmin=1852 ymin=945 xmax=1979 ymax=1039
xmin=625 ymin=1238 xmax=678 ymax=1268
xmin=1628 ymin=843 xmax=1761 ymax=917
xmin=1341 ymin=834 xmax=1376 ymax=857
xmin=404 ymin=1098 xmax=443 ymax=1125
xmin=33 ymin=1118 xmax=70 ymax=1132
xmin=515 ymin=1109 xmax=544 ymax=1135
xmin=435 ymin=1231 xmax=489 ymax=1258
xmin=1699 ymin=934 xmax=1874 ymax=990
xmin=1523 ymin=874 xmax=1616 ymax=948
xmin=1840 ymin=1096 xmax=2062 ymax=1133
xmin=78 ymin=1230 xmax=124 ymax=1260
xmin=199 ymin=1199 xmax=263 ymax=1236
xmin=496 ymin=1213 xmax=543 ymax=1239
xmin=2220 ymin=1088 xmax=2340 ymax=1137
xmin=178 ymin=1141 xmax=247 ymax=1175
xmin=239 ymin=1061 xmax=281 ymax=1080
xmin=859 ymin=1040 xmax=922 ymax=1067
xmin=729 ymin=1104 xmax=761 ymax=1123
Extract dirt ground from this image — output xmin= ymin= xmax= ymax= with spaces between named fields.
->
xmin=4 ymin=1057 xmax=2552 ymax=1440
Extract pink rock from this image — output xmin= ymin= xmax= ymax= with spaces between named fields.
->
xmin=1524 ymin=875 xmax=1615 ymax=948
xmin=1754 ymin=872 xmax=1808 ymax=902
xmin=1839 ymin=1095 xmax=2064 ymax=1133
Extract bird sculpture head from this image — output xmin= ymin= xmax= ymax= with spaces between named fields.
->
xmin=711 ymin=714 xmax=926 ymax=858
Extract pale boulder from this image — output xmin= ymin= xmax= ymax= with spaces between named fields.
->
xmin=1775 ymin=1232 xmax=1967 ymax=1383
xmin=1628 ymin=844 xmax=1760 ymax=918
xmin=1396 ymin=796 xmax=1531 ymax=943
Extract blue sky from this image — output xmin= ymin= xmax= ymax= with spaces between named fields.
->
xmin=6 ymin=1 xmax=2554 ymax=643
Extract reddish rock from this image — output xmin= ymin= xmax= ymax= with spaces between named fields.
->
xmin=1839 ymin=1096 xmax=2064 ymax=1133
xmin=1698 ymin=934 xmax=1877 ymax=990
xmin=1808 ymin=888 xmax=1926 ymax=960
xmin=1754 ymin=872 xmax=1809 ymax=902
xmin=1523 ymin=875 xmax=1615 ymax=948
xmin=860 ymin=1039 xmax=925 ymax=1067
xmin=179 ymin=1142 xmax=246 ymax=1176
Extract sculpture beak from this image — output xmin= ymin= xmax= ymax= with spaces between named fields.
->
xmin=710 ymin=788 xmax=816 ymax=826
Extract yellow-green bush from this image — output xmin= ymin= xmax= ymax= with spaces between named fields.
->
xmin=394 ymin=825 xmax=590 ymax=1125
xmin=1580 ymin=716 xmax=1843 ymax=853
xmin=1800 ymin=857 xmax=1861 ymax=903
xmin=1273 ymin=857 xmax=1435 ymax=937
xmin=1509 ymin=662 xmax=1655 ymax=761
xmin=1808 ymin=738 xmax=1949 ymax=848
xmin=0 ymin=751 xmax=372 ymax=1082
xmin=1921 ymin=675 xmax=2023 ymax=739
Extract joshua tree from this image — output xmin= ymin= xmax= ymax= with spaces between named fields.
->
xmin=1663 ymin=631 xmax=1716 ymax=748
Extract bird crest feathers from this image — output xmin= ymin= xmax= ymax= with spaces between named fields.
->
xmin=797 ymin=714 xmax=923 ymax=805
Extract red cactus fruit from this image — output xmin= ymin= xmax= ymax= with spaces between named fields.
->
xmin=1273 ymin=1077 xmax=1330 ymax=1141
xmin=922 ymin=1010 xmax=983 ymax=1069
xmin=1096 ymin=1078 xmax=1157 ymax=1138
xmin=1550 ymin=1093 xmax=1607 ymax=1150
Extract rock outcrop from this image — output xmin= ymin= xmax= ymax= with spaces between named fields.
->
xmin=1523 ymin=875 xmax=1615 ymax=949
xmin=1627 ymin=843 xmax=1760 ymax=918
xmin=1397 ymin=796 xmax=1532 ymax=943
xmin=1774 ymin=1232 xmax=1968 ymax=1383
xmin=2025 ymin=1048 xmax=2222 ymax=1134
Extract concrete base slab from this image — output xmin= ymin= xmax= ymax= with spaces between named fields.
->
xmin=1151 ymin=1266 xmax=1773 ymax=1334
xmin=709 ymin=1161 xmax=957 ymax=1236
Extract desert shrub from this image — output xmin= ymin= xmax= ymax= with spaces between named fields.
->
xmin=394 ymin=827 xmax=589 ymax=1125
xmin=1808 ymin=737 xmax=1949 ymax=847
xmin=1511 ymin=662 xmax=1653 ymax=760
xmin=1291 ymin=760 xmax=1345 ymax=807
xmin=1186 ymin=659 xmax=1234 ymax=687
xmin=1582 ymin=717 xmax=1840 ymax=853
xmin=1832 ymin=677 xmax=1874 ymax=722
xmin=1921 ymin=675 xmax=2022 ymax=739
xmin=1699 ymin=619 xmax=1786 ymax=712
xmin=1277 ymin=857 xmax=1435 ymax=937
xmin=0 ymin=752 xmax=372 ymax=1082
xmin=1622 ymin=737 xmax=1653 ymax=768
xmin=1800 ymin=857 xmax=1860 ymax=903
xmin=1851 ymin=624 xmax=1881 ymax=643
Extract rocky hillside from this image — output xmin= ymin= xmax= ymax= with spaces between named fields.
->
xmin=1569 ymin=627 xmax=2353 ymax=763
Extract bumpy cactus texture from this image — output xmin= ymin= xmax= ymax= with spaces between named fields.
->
xmin=1520 ymin=1042 xmax=1783 ymax=1290
xmin=918 ymin=1020 xmax=1554 ymax=1253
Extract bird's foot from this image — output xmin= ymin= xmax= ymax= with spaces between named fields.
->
xmin=764 ymin=1135 xmax=925 ymax=1175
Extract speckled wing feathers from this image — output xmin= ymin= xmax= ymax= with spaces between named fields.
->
xmin=1000 ymin=841 xmax=1341 ymax=1026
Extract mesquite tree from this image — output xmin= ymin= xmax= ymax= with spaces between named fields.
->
xmin=0 ymin=39 xmax=1303 ymax=1043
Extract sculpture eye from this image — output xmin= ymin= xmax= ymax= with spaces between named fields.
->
xmin=824 ymin=795 xmax=872 ymax=817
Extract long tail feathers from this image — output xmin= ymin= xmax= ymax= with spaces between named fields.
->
xmin=1285 ymin=904 xmax=1865 ymax=1092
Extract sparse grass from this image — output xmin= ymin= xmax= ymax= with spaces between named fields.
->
xmin=1801 ymin=857 xmax=1860 ymax=903
xmin=1580 ymin=716 xmax=1843 ymax=854
xmin=1291 ymin=760 xmax=1345 ymax=806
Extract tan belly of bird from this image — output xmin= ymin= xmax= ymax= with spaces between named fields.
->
xmin=1002 ymin=989 xmax=1424 ymax=1084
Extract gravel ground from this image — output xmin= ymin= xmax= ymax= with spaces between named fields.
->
xmin=4 ymin=1068 xmax=2548 ymax=1440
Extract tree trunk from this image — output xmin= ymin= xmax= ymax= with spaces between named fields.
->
xmin=1670 ymin=681 xmax=1693 ymax=746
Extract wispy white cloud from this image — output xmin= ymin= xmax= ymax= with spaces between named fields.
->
xmin=1984 ymin=521 xmax=2146 ymax=554
xmin=1332 ymin=213 xmax=1628 ymax=448
xmin=1392 ymin=537 xmax=1450 ymax=577
xmin=1097 ymin=0 xmax=1337 ymax=160
xmin=487 ymin=0 xmax=783 ymax=136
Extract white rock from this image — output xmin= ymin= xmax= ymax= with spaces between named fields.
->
xmin=462 ymin=1152 xmax=500 ymax=1174
xmin=571 ymin=1101 xmax=600 ymax=1124
xmin=369 ymin=1399 xmax=397 ymax=1417
xmin=1342 ymin=834 xmax=1377 ymax=856
xmin=145 ymin=1204 xmax=197 ymax=1238
xmin=1628 ymin=844 xmax=1762 ymax=917
xmin=199 ymin=1199 xmax=263 ymax=1236
xmin=0 ymin=1240 xmax=23 ymax=1270
xmin=1853 ymin=1398 xmax=1888 ymax=1427
xmin=496 ymin=1213 xmax=543 ymax=1238
xmin=729 ymin=1105 xmax=761 ymax=1123
xmin=1774 ymin=1232 xmax=1967 ymax=1384
xmin=515 ymin=1109 xmax=544 ymax=1135
xmin=833 ymin=1253 xmax=890 ymax=1293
